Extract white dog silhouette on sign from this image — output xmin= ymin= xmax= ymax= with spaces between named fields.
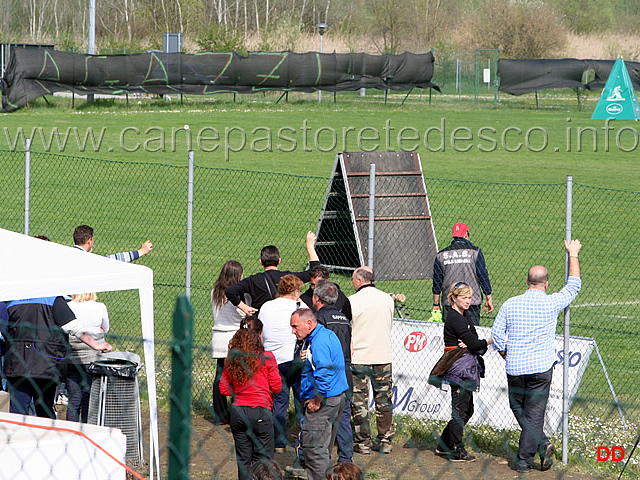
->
xmin=606 ymin=86 xmax=625 ymax=101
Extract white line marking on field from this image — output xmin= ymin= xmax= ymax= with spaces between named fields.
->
xmin=573 ymin=300 xmax=640 ymax=308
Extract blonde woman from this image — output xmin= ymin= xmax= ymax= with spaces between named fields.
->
xmin=66 ymin=292 xmax=110 ymax=422
xmin=436 ymin=282 xmax=491 ymax=462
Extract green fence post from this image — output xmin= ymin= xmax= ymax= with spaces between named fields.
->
xmin=168 ymin=296 xmax=194 ymax=480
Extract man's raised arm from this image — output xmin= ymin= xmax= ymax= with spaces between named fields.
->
xmin=565 ymin=239 xmax=582 ymax=279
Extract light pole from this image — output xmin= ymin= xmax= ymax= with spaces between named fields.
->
xmin=88 ymin=0 xmax=96 ymax=103
xmin=316 ymin=23 xmax=328 ymax=103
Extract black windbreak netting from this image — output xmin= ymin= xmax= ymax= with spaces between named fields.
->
xmin=498 ymin=58 xmax=640 ymax=95
xmin=1 ymin=49 xmax=439 ymax=112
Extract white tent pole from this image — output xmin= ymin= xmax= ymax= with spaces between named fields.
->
xmin=139 ymin=285 xmax=160 ymax=480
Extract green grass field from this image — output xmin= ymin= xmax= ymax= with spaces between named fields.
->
xmin=1 ymin=94 xmax=638 ymax=469
xmin=2 ymin=91 xmax=639 ymax=189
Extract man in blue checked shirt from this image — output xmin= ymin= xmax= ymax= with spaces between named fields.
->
xmin=491 ymin=239 xmax=582 ymax=474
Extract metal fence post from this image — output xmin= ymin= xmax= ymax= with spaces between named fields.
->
xmin=493 ymin=48 xmax=499 ymax=108
xmin=185 ymin=150 xmax=194 ymax=300
xmin=562 ymin=174 xmax=573 ymax=465
xmin=24 ymin=138 xmax=31 ymax=235
xmin=474 ymin=50 xmax=479 ymax=104
xmin=368 ymin=163 xmax=376 ymax=268
xmin=168 ymin=296 xmax=194 ymax=480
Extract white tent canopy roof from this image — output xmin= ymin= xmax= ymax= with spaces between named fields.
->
xmin=0 ymin=228 xmax=160 ymax=479
xmin=0 ymin=228 xmax=153 ymax=300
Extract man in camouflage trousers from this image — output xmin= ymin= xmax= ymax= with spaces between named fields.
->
xmin=348 ymin=266 xmax=395 ymax=454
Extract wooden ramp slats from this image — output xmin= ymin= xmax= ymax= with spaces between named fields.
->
xmin=350 ymin=192 xmax=425 ymax=198
xmin=346 ymin=171 xmax=423 ymax=177
xmin=354 ymin=215 xmax=432 ymax=221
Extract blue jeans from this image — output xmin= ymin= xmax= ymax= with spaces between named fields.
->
xmin=7 ymin=376 xmax=57 ymax=418
xmin=273 ymin=360 xmax=302 ymax=448
xmin=66 ymin=363 xmax=91 ymax=422
xmin=1 ymin=354 xmax=5 ymax=391
xmin=507 ymin=367 xmax=553 ymax=468
xmin=335 ymin=399 xmax=354 ymax=462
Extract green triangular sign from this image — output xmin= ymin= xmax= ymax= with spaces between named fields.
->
xmin=591 ymin=58 xmax=640 ymax=120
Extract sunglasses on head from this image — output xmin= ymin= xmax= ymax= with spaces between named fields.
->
xmin=454 ymin=281 xmax=469 ymax=289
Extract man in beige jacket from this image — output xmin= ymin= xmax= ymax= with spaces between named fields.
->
xmin=348 ymin=266 xmax=395 ymax=454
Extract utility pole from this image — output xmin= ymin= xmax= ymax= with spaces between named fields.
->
xmin=87 ymin=0 xmax=95 ymax=103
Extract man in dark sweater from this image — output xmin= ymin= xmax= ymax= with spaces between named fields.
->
xmin=4 ymin=296 xmax=112 ymax=418
xmin=300 ymin=266 xmax=352 ymax=320
xmin=225 ymin=231 xmax=321 ymax=315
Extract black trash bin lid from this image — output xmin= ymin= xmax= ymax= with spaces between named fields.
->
xmin=87 ymin=359 xmax=138 ymax=378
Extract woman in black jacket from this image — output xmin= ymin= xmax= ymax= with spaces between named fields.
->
xmin=436 ymin=281 xmax=492 ymax=462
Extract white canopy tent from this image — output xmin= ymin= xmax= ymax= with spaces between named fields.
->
xmin=0 ymin=228 xmax=160 ymax=480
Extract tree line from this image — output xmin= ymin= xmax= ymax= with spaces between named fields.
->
xmin=1 ymin=0 xmax=639 ymax=58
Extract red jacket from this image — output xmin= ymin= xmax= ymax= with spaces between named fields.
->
xmin=220 ymin=350 xmax=282 ymax=409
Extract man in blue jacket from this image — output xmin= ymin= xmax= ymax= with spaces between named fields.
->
xmin=290 ymin=308 xmax=348 ymax=480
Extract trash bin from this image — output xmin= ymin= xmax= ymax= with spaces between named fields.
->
xmin=87 ymin=352 xmax=143 ymax=466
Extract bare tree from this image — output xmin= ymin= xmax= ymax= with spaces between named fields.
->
xmin=254 ymin=0 xmax=260 ymax=32
xmin=364 ymin=0 xmax=409 ymax=53
xmin=463 ymin=0 xmax=566 ymax=58
xmin=124 ymin=0 xmax=134 ymax=42
xmin=300 ymin=0 xmax=306 ymax=23
xmin=244 ymin=0 xmax=248 ymax=35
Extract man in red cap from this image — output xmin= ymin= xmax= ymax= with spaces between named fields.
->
xmin=432 ymin=222 xmax=493 ymax=326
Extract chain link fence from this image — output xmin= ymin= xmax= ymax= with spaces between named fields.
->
xmin=1 ymin=149 xmax=639 ymax=478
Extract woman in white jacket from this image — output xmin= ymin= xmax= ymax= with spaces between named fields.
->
xmin=211 ymin=260 xmax=246 ymax=424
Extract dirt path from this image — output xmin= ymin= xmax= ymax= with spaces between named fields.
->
xmin=134 ymin=412 xmax=604 ymax=480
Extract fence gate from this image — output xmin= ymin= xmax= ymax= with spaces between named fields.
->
xmin=475 ymin=48 xmax=499 ymax=106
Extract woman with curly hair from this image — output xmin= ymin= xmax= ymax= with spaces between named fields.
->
xmin=220 ymin=327 xmax=282 ymax=480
